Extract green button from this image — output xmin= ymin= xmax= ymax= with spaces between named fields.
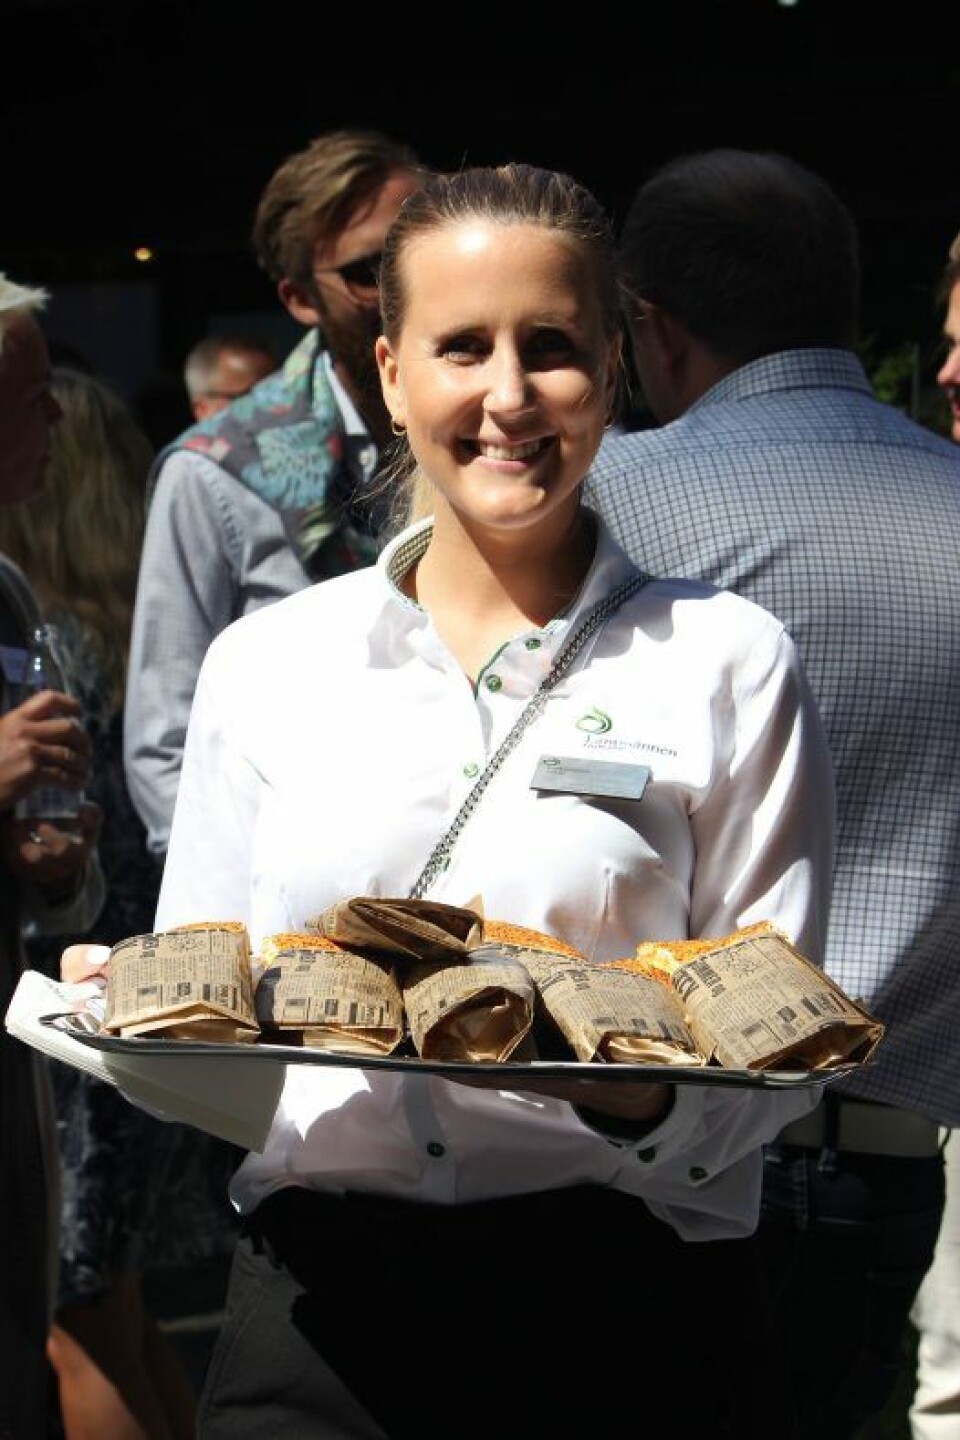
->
xmin=638 ymin=1147 xmax=657 ymax=1163
xmin=524 ymin=637 xmax=542 ymax=650
xmin=463 ymin=762 xmax=480 ymax=778
xmin=689 ymin=1166 xmax=708 ymax=1181
xmin=485 ymin=674 xmax=502 ymax=692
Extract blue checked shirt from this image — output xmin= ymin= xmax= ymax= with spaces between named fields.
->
xmin=589 ymin=348 xmax=960 ymax=1125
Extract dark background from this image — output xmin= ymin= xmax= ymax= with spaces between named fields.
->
xmin=3 ymin=0 xmax=956 ymax=440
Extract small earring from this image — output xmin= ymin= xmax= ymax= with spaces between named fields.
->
xmin=390 ymin=417 xmax=406 ymax=437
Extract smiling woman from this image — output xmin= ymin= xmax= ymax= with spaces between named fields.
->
xmin=115 ymin=162 xmax=838 ymax=1439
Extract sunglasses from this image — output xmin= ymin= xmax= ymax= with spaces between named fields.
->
xmin=313 ymin=252 xmax=383 ymax=295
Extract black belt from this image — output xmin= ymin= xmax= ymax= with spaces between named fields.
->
xmin=777 ymin=1094 xmax=943 ymax=1158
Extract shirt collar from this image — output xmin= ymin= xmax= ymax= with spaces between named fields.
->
xmin=690 ymin=347 xmax=873 ymax=414
xmin=321 ymin=349 xmax=369 ymax=439
xmin=377 ymin=508 xmax=642 ymax=640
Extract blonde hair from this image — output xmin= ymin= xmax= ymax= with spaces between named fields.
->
xmin=0 ymin=367 xmax=151 ymax=710
xmin=0 ymin=272 xmax=48 ymax=352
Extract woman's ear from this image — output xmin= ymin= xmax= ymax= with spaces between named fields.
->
xmin=375 ymin=336 xmax=404 ymax=429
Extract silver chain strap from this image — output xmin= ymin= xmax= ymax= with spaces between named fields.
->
xmin=409 ymin=572 xmax=651 ymax=898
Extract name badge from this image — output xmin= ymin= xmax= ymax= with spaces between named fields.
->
xmin=530 ymin=755 xmax=651 ymax=801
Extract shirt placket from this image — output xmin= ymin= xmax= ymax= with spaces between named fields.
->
xmin=402 ymin=623 xmax=560 ymax=1193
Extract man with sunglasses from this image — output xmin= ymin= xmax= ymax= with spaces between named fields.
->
xmin=124 ymin=129 xmax=425 ymax=863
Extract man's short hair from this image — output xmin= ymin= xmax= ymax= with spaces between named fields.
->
xmin=183 ymin=334 xmax=277 ymax=403
xmin=618 ymin=148 xmax=860 ymax=361
xmin=251 ymin=128 xmax=422 ymax=289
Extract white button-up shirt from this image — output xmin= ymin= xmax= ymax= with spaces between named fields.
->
xmin=156 ymin=510 xmax=835 ymax=1240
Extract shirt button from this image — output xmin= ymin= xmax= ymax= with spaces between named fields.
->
xmin=485 ymin=674 xmax=502 ymax=692
xmin=637 ymin=1147 xmax=657 ymax=1163
xmin=463 ymin=762 xmax=480 ymax=778
xmin=524 ymin=637 xmax=542 ymax=650
xmin=426 ymin=1141 xmax=445 ymax=1158
xmin=689 ymin=1166 xmax=708 ymax=1181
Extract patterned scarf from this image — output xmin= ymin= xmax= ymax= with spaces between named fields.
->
xmin=154 ymin=329 xmax=381 ymax=580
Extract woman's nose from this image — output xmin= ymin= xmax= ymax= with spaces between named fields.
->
xmin=938 ymin=344 xmax=960 ymax=389
xmin=483 ymin=350 xmax=530 ymax=413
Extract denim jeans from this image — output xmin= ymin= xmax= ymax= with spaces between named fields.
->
xmin=757 ymin=1135 xmax=946 ymax=1440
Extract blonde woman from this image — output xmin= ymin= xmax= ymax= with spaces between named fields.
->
xmin=0 ymin=278 xmax=102 ymax=1440
xmin=0 ymin=367 xmax=235 ymax=1440
xmin=106 ymin=164 xmax=834 ymax=1438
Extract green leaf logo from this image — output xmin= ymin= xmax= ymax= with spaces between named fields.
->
xmin=576 ymin=707 xmax=612 ymax=734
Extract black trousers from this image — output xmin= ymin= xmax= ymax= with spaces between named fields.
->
xmin=198 ymin=1185 xmax=798 ymax=1440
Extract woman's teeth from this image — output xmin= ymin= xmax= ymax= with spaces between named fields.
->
xmin=477 ymin=438 xmax=545 ymax=460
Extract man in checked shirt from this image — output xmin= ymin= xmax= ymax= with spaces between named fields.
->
xmin=588 ymin=149 xmax=960 ymax=1440
xmin=908 ymin=229 xmax=960 ymax=1440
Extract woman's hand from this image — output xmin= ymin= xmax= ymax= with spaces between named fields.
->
xmin=0 ymin=689 xmax=91 ymax=809
xmin=446 ymin=1067 xmax=674 ymax=1130
xmin=60 ymin=941 xmax=111 ymax=984
xmin=0 ymin=798 xmax=102 ymax=902
xmin=511 ymin=1074 xmax=673 ymax=1125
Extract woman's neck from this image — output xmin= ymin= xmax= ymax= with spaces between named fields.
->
xmin=407 ymin=504 xmax=596 ymax=682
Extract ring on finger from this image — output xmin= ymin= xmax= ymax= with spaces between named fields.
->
xmin=29 ymin=830 xmax=44 ymax=847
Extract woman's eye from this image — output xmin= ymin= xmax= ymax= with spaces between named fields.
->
xmin=439 ymin=335 xmax=486 ymax=363
xmin=526 ymin=328 xmax=577 ymax=363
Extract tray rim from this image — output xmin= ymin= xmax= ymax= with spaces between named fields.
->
xmin=42 ymin=1013 xmax=846 ymax=1090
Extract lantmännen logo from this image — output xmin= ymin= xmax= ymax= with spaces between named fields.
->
xmin=575 ymin=706 xmax=612 ymax=734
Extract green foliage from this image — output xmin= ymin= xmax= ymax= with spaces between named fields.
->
xmin=857 ymin=335 xmax=951 ymax=436
xmin=859 ymin=338 xmax=917 ymax=406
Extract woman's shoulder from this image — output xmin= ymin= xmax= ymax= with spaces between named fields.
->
xmin=626 ymin=573 xmax=793 ymax=681
xmin=639 ymin=570 xmax=786 ymax=631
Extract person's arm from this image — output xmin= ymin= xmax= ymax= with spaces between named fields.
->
xmin=0 ymin=692 xmax=104 ymax=938
xmin=123 ymin=452 xmax=240 ymax=858
xmin=600 ymin=619 xmax=835 ymax=1233
xmin=154 ymin=623 xmax=259 ymax=930
xmin=485 ymin=615 xmax=836 ymax=1236
xmin=688 ymin=620 xmax=835 ymax=965
xmin=2 ymin=801 xmax=105 ymax=941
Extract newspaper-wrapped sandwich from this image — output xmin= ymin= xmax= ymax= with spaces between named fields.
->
xmin=307 ymin=896 xmax=483 ymax=962
xmin=103 ymin=922 xmax=259 ymax=1042
xmin=609 ymin=922 xmax=884 ymax=1071
xmin=255 ymin=931 xmax=405 ymax=1055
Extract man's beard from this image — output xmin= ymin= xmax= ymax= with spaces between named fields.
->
xmin=320 ymin=301 xmax=385 ymax=414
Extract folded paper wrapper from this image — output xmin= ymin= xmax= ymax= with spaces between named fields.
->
xmin=80 ymin=900 xmax=885 ymax=1074
xmin=308 ymin=897 xmax=483 ymax=961
xmin=256 ymin=935 xmax=405 ymax=1055
xmin=104 ymin=924 xmax=259 ymax=1043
